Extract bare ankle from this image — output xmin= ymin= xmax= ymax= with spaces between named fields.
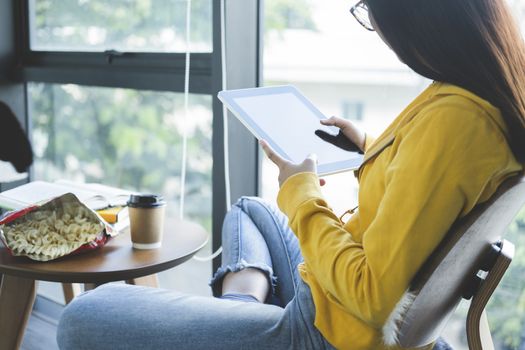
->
xmin=221 ymin=268 xmax=270 ymax=302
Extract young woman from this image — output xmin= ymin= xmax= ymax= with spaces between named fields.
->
xmin=58 ymin=0 xmax=525 ymax=349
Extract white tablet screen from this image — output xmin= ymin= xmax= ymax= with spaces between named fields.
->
xmin=234 ymin=93 xmax=353 ymax=164
xmin=219 ymin=85 xmax=363 ymax=175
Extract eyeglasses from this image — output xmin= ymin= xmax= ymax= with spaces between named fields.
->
xmin=350 ymin=0 xmax=374 ymax=31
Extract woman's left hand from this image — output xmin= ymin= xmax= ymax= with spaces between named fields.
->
xmin=260 ymin=139 xmax=321 ymax=187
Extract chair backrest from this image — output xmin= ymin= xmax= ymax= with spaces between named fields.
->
xmin=396 ymin=176 xmax=525 ymax=348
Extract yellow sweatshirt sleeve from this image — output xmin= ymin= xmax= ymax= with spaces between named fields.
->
xmin=277 ymin=104 xmax=516 ymax=328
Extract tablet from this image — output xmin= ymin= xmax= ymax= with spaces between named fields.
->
xmin=218 ymin=85 xmax=363 ymax=175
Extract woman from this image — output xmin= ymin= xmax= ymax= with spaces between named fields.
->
xmin=57 ymin=0 xmax=525 ymax=349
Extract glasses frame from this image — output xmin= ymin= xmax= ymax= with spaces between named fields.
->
xmin=350 ymin=0 xmax=375 ymax=32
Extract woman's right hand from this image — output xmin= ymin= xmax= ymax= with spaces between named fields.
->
xmin=315 ymin=116 xmax=366 ymax=153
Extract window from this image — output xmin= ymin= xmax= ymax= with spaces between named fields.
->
xmin=29 ymin=82 xmax=212 ymax=226
xmin=29 ymin=0 xmax=212 ymax=52
xmin=262 ymin=1 xmax=525 ymax=349
xmin=262 ymin=0 xmax=428 ymax=214
xmin=32 ymin=83 xmax=214 ymax=296
xmin=17 ymin=0 xmax=261 ymax=302
xmin=24 ymin=0 xmax=216 ymax=299
xmin=341 ymin=100 xmax=363 ymax=121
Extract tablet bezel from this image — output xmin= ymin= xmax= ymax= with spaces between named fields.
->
xmin=218 ymin=85 xmax=363 ymax=175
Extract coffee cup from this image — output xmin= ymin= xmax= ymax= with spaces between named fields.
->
xmin=127 ymin=194 xmax=166 ymax=249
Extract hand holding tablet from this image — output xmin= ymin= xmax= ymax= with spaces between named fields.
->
xmin=316 ymin=116 xmax=366 ymax=154
xmin=218 ymin=85 xmax=364 ymax=175
xmin=259 ymin=139 xmax=318 ymax=187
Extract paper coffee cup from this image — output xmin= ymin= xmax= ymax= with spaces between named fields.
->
xmin=127 ymin=194 xmax=166 ymax=249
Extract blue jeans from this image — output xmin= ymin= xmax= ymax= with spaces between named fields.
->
xmin=57 ymin=197 xmax=335 ymax=350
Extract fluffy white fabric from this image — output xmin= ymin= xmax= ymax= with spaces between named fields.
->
xmin=382 ymin=291 xmax=417 ymax=346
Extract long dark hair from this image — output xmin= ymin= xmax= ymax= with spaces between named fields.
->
xmin=367 ymin=0 xmax=525 ymax=163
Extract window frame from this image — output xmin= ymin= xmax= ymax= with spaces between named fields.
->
xmin=15 ymin=0 xmax=215 ymax=94
xmin=12 ymin=0 xmax=263 ymax=273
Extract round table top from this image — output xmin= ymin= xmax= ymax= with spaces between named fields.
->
xmin=0 ymin=218 xmax=208 ymax=283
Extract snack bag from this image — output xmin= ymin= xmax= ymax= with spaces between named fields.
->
xmin=0 ymin=193 xmax=116 ymax=261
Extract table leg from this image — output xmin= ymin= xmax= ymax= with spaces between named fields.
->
xmin=126 ymin=274 xmax=159 ymax=288
xmin=62 ymin=283 xmax=82 ymax=304
xmin=0 ymin=275 xmax=37 ymax=350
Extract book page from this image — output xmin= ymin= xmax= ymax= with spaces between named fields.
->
xmin=0 ymin=181 xmax=132 ymax=210
xmin=54 ymin=180 xmax=134 ymax=207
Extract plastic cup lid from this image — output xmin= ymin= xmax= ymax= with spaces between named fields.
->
xmin=127 ymin=194 xmax=166 ymax=208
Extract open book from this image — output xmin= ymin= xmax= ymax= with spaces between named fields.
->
xmin=0 ymin=180 xmax=135 ymax=210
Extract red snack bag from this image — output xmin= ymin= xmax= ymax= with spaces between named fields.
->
xmin=0 ymin=193 xmax=116 ymax=261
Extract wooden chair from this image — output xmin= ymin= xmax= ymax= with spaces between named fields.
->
xmin=391 ymin=176 xmax=525 ymax=349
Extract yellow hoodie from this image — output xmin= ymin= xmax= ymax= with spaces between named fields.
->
xmin=277 ymin=82 xmax=523 ymax=350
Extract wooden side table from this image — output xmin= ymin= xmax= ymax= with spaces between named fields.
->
xmin=0 ymin=219 xmax=208 ymax=350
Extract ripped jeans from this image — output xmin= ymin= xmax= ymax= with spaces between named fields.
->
xmin=57 ymin=197 xmax=335 ymax=350
xmin=211 ymin=196 xmax=303 ymax=305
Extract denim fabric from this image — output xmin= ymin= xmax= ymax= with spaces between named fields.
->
xmin=434 ymin=338 xmax=454 ymax=350
xmin=57 ymin=197 xmax=335 ymax=350
xmin=210 ymin=197 xmax=304 ymax=306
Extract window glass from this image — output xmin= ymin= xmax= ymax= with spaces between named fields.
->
xmin=486 ymin=209 xmax=525 ymax=350
xmin=341 ymin=100 xmax=364 ymax=122
xmin=262 ymin=0 xmax=428 ymax=213
xmin=29 ymin=83 xmax=213 ymax=299
xmin=29 ymin=0 xmax=212 ymax=52
xmin=263 ymin=1 xmax=525 ymax=349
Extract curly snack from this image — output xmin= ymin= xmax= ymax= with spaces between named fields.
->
xmin=0 ymin=195 xmax=106 ymax=261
